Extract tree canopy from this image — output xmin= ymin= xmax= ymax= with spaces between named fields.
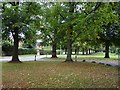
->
xmin=2 ymin=1 xmax=120 ymax=62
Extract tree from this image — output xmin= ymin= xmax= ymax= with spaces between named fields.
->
xmin=2 ymin=2 xmax=41 ymax=62
xmin=35 ymin=2 xmax=103 ymax=61
xmin=2 ymin=2 xmax=21 ymax=62
xmin=98 ymin=2 xmax=119 ymax=58
xmin=73 ymin=2 xmax=118 ymax=58
xmin=37 ymin=2 xmax=65 ymax=58
xmin=59 ymin=2 xmax=102 ymax=62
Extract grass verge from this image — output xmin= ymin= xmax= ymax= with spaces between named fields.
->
xmin=2 ymin=61 xmax=119 ymax=88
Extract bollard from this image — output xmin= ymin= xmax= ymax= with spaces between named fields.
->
xmin=35 ymin=55 xmax=36 ymax=61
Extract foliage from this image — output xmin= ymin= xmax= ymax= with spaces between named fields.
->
xmin=2 ymin=42 xmax=37 ymax=55
xmin=2 ymin=2 xmax=42 ymax=48
xmin=2 ymin=2 xmax=120 ymax=60
xmin=36 ymin=3 xmax=64 ymax=45
xmin=2 ymin=2 xmax=43 ymax=61
xmin=97 ymin=3 xmax=120 ymax=46
xmin=18 ymin=48 xmax=37 ymax=55
xmin=2 ymin=41 xmax=13 ymax=56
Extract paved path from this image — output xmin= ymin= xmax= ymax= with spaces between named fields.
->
xmin=76 ymin=60 xmax=120 ymax=66
xmin=0 ymin=55 xmax=120 ymax=66
xmin=40 ymin=58 xmax=120 ymax=66
xmin=0 ymin=55 xmax=45 ymax=62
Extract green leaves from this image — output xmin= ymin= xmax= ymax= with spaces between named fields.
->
xmin=2 ymin=2 xmax=42 ymax=45
xmin=2 ymin=2 xmax=119 ymax=54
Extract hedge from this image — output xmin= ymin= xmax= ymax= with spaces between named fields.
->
xmin=18 ymin=48 xmax=37 ymax=55
xmin=2 ymin=42 xmax=13 ymax=56
xmin=40 ymin=50 xmax=61 ymax=55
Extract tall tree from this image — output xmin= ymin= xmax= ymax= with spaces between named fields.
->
xmin=2 ymin=2 xmax=21 ymax=62
xmin=2 ymin=2 xmax=41 ymax=62
xmin=98 ymin=2 xmax=119 ymax=58
xmin=37 ymin=2 xmax=65 ymax=58
xmin=60 ymin=2 xmax=102 ymax=62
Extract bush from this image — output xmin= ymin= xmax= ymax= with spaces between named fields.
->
xmin=2 ymin=41 xmax=37 ymax=55
xmin=118 ymin=48 xmax=120 ymax=53
xmin=40 ymin=50 xmax=61 ymax=55
xmin=39 ymin=50 xmax=51 ymax=55
xmin=18 ymin=48 xmax=37 ymax=55
xmin=2 ymin=42 xmax=13 ymax=56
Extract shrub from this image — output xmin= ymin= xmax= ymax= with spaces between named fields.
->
xmin=2 ymin=41 xmax=13 ymax=56
xmin=18 ymin=48 xmax=37 ymax=55
xmin=40 ymin=50 xmax=51 ymax=55
xmin=40 ymin=50 xmax=61 ymax=55
xmin=2 ymin=41 xmax=37 ymax=55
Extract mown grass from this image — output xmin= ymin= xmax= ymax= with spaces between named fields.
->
xmin=50 ymin=52 xmax=118 ymax=60
xmin=2 ymin=61 xmax=119 ymax=88
xmin=1 ymin=52 xmax=118 ymax=60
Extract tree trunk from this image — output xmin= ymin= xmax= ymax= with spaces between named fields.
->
xmin=65 ymin=48 xmax=67 ymax=54
xmin=86 ymin=49 xmax=88 ymax=55
xmin=104 ymin=40 xmax=110 ymax=58
xmin=82 ymin=48 xmax=85 ymax=55
xmin=94 ymin=47 xmax=97 ymax=53
xmin=88 ymin=49 xmax=91 ymax=54
xmin=65 ymin=2 xmax=75 ymax=62
xmin=75 ymin=48 xmax=77 ymax=55
xmin=77 ymin=47 xmax=79 ymax=55
xmin=10 ymin=27 xmax=21 ymax=63
xmin=51 ymin=42 xmax=57 ymax=58
xmin=65 ymin=27 xmax=73 ymax=62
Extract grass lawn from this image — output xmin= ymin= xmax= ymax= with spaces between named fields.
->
xmin=45 ymin=52 xmax=118 ymax=60
xmin=2 ymin=61 xmax=119 ymax=88
xmin=72 ymin=52 xmax=118 ymax=60
xmin=1 ymin=52 xmax=118 ymax=61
